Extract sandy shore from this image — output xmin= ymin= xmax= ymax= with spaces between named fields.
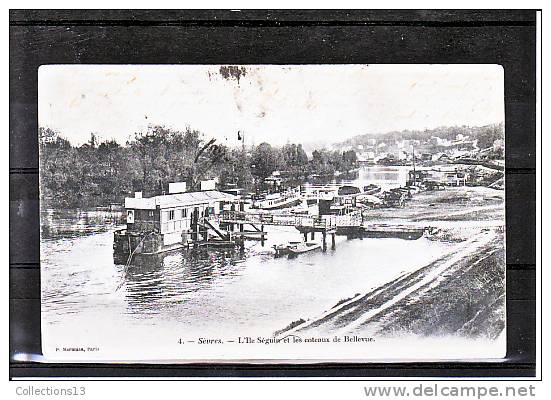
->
xmin=363 ymin=186 xmax=505 ymax=225
xmin=276 ymin=186 xmax=505 ymax=340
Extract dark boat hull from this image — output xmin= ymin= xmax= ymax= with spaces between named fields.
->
xmin=197 ymin=240 xmax=241 ymax=249
xmin=361 ymin=227 xmax=424 ymax=240
xmin=113 ymin=229 xmax=190 ymax=260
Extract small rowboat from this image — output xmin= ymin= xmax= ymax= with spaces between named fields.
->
xmin=273 ymin=241 xmax=302 ymax=257
xmin=287 ymin=241 xmax=321 ymax=256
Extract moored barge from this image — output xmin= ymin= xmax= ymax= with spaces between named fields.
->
xmin=251 ymin=186 xmax=302 ymax=210
xmin=361 ymin=224 xmax=425 ymax=240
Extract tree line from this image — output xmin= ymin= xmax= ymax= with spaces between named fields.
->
xmin=340 ymin=123 xmax=505 ymax=151
xmin=39 ymin=126 xmax=358 ymax=209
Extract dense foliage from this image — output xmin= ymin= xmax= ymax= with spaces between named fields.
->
xmin=39 ymin=126 xmax=358 ymax=208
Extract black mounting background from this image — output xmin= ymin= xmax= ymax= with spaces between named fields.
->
xmin=9 ymin=9 xmax=537 ymax=378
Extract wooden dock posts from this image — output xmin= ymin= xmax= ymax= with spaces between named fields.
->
xmin=214 ymin=209 xmax=350 ymax=252
xmin=219 ymin=203 xmax=269 ymax=246
xmin=301 ymin=228 xmax=336 ymax=252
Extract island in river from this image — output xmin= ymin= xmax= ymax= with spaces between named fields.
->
xmin=276 ymin=186 xmax=505 ymax=346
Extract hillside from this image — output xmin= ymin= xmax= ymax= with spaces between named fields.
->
xmin=335 ymin=124 xmax=504 ymax=150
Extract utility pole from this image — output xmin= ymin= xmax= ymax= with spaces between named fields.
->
xmin=412 ymin=144 xmax=416 ymax=186
xmin=238 ymin=130 xmax=245 ymax=152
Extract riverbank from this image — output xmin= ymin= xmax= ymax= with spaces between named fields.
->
xmin=277 ymin=228 xmax=504 ymax=339
xmin=363 ymin=186 xmax=504 ymax=225
xmin=276 ymin=184 xmax=505 ymax=340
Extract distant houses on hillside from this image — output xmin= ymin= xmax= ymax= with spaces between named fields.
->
xmin=344 ymin=130 xmax=503 ymax=167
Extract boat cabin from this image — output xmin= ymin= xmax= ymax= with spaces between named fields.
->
xmin=222 ymin=188 xmax=246 ymax=197
xmin=124 ymin=190 xmax=236 ymax=246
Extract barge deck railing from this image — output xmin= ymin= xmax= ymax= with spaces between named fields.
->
xmin=211 ymin=210 xmax=362 ymax=230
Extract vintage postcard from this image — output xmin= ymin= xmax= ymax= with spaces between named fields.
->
xmin=38 ymin=64 xmax=506 ymax=362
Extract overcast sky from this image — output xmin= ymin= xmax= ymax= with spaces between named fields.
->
xmin=38 ymin=64 xmax=504 ymax=147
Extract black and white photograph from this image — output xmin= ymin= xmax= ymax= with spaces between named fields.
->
xmin=38 ymin=64 xmax=506 ymax=362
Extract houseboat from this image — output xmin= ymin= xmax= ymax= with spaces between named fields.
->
xmin=302 ymin=185 xmax=338 ymax=205
xmin=113 ymin=186 xmax=236 ymax=261
xmin=251 ymin=186 xmax=302 ymax=210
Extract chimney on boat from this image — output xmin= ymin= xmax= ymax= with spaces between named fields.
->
xmin=168 ymin=182 xmax=187 ymax=194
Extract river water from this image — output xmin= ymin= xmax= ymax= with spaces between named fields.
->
xmin=40 ymin=166 xmax=454 ymax=359
xmin=303 ymin=165 xmax=410 ymax=192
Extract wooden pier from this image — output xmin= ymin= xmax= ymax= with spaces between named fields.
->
xmin=208 ymin=210 xmax=363 ymax=251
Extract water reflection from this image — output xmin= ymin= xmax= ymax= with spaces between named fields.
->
xmin=120 ymin=248 xmax=247 ymax=315
xmin=304 ymin=165 xmax=410 ymax=192
xmin=41 ymin=208 xmax=124 ymax=239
